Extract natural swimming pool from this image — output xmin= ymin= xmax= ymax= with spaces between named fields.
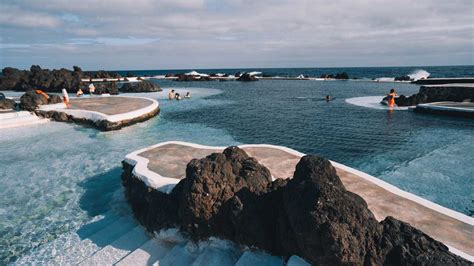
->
xmin=1 ymin=80 xmax=472 ymax=263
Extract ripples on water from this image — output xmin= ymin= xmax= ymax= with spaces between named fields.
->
xmin=1 ymin=79 xmax=473 ymax=263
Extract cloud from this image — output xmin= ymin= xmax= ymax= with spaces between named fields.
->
xmin=0 ymin=4 xmax=62 ymax=28
xmin=0 ymin=0 xmax=473 ymax=69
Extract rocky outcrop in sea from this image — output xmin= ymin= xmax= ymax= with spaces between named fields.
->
xmin=320 ymin=72 xmax=350 ymax=80
xmin=236 ymin=73 xmax=259 ymax=81
xmin=119 ymin=81 xmax=162 ymax=92
xmin=122 ymin=147 xmax=469 ymax=265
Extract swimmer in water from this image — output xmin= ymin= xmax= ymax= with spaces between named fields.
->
xmin=325 ymin=95 xmax=332 ymax=102
xmin=387 ymin=89 xmax=397 ymax=107
xmin=184 ymin=92 xmax=191 ymax=98
xmin=168 ymin=89 xmax=175 ymax=100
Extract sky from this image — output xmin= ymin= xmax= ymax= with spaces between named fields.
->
xmin=0 ymin=0 xmax=473 ymax=70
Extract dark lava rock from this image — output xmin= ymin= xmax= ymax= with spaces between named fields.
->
xmin=395 ymin=75 xmax=411 ymax=81
xmin=377 ymin=216 xmax=467 ymax=265
xmin=120 ymin=81 xmax=162 ymax=93
xmin=394 ymin=85 xmax=474 ymax=106
xmin=84 ymin=82 xmax=119 ymax=95
xmin=122 ymin=147 xmax=470 ymax=265
xmin=171 ymin=147 xmax=272 ymax=238
xmin=0 ymin=98 xmax=16 ymax=110
xmin=236 ymin=73 xmax=259 ymax=81
xmin=85 ymin=70 xmax=121 ymax=79
xmin=20 ymin=90 xmax=50 ymax=111
xmin=334 ymin=72 xmax=349 ymax=80
xmin=0 ymin=65 xmax=83 ymax=92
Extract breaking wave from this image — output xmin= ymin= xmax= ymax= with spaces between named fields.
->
xmin=408 ymin=69 xmax=430 ymax=81
xmin=374 ymin=69 xmax=430 ymax=82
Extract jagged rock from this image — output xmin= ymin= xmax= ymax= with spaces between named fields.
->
xmin=395 ymin=85 xmax=474 ymax=106
xmin=236 ymin=73 xmax=258 ymax=81
xmin=86 ymin=70 xmax=121 ymax=79
xmin=0 ymin=65 xmax=83 ymax=92
xmin=120 ymin=81 xmax=162 ymax=93
xmin=172 ymin=147 xmax=272 ymax=238
xmin=0 ymin=98 xmax=16 ymax=110
xmin=20 ymin=90 xmax=50 ymax=111
xmin=122 ymin=148 xmax=470 ymax=265
xmin=377 ymin=216 xmax=466 ymax=265
xmin=84 ymin=82 xmax=119 ymax=95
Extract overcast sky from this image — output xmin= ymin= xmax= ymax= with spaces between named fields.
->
xmin=0 ymin=0 xmax=473 ymax=70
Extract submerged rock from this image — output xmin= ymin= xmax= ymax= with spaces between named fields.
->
xmin=120 ymin=81 xmax=162 ymax=93
xmin=122 ymin=147 xmax=470 ymax=265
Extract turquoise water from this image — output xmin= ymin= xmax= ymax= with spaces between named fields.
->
xmin=1 ymin=73 xmax=473 ymax=263
xmin=0 ymin=88 xmax=238 ymax=263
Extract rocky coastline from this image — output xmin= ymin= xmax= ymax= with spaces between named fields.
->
xmin=121 ymin=146 xmax=469 ymax=265
xmin=394 ymin=84 xmax=474 ymax=106
xmin=0 ymin=65 xmax=161 ymax=94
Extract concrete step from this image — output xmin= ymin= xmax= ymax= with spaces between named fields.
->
xmin=14 ymin=212 xmax=120 ymax=264
xmin=0 ymin=111 xmax=31 ymax=119
xmin=0 ymin=112 xmax=48 ymax=129
xmin=158 ymin=243 xmax=196 ymax=265
xmin=235 ymin=251 xmax=284 ymax=266
xmin=79 ymin=226 xmax=150 ymax=265
xmin=48 ymin=216 xmax=136 ymax=264
xmin=115 ymin=239 xmax=175 ymax=266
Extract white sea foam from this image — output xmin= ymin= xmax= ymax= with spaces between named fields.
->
xmin=408 ymin=69 xmax=430 ymax=81
xmin=374 ymin=77 xmax=396 ymax=82
xmin=345 ymin=96 xmax=412 ymax=110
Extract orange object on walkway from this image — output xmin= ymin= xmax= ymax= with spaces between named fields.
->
xmin=35 ymin=89 xmax=50 ymax=100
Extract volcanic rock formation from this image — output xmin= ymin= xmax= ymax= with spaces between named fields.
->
xmin=19 ymin=90 xmax=63 ymax=111
xmin=122 ymin=147 xmax=469 ymax=265
xmin=120 ymin=81 xmax=162 ymax=93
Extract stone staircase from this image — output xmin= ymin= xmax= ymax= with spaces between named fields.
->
xmin=0 ymin=111 xmax=49 ymax=129
xmin=16 ymin=212 xmax=310 ymax=265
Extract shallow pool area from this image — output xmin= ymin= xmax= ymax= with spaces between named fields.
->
xmin=1 ymin=80 xmax=473 ymax=263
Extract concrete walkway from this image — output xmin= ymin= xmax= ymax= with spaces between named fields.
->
xmin=127 ymin=141 xmax=473 ymax=260
xmin=68 ymin=97 xmax=153 ymax=116
xmin=38 ymin=96 xmax=159 ymax=130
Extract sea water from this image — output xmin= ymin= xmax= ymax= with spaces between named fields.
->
xmin=1 ymin=67 xmax=473 ymax=263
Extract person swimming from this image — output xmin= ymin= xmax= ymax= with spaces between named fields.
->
xmin=184 ymin=92 xmax=191 ymax=98
xmin=175 ymin=93 xmax=182 ymax=100
xmin=387 ymin=89 xmax=397 ymax=107
xmin=325 ymin=95 xmax=332 ymax=102
xmin=168 ymin=89 xmax=175 ymax=100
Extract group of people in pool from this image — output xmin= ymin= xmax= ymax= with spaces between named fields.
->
xmin=168 ymin=89 xmax=191 ymax=101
